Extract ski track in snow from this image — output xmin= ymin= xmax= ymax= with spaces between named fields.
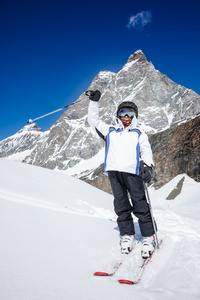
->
xmin=153 ymin=211 xmax=200 ymax=296
xmin=0 ymin=190 xmax=115 ymax=220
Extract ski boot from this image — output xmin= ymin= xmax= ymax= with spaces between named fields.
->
xmin=120 ymin=235 xmax=135 ymax=254
xmin=141 ymin=235 xmax=156 ymax=259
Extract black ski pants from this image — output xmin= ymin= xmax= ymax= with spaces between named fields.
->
xmin=108 ymin=171 xmax=155 ymax=237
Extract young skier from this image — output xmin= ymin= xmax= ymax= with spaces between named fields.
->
xmin=87 ymin=90 xmax=156 ymax=258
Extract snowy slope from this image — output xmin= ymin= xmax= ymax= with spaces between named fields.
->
xmin=0 ymin=159 xmax=200 ymax=300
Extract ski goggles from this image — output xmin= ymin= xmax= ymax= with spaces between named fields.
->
xmin=117 ymin=108 xmax=136 ymax=118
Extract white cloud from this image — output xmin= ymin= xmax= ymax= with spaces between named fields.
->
xmin=127 ymin=10 xmax=152 ymax=30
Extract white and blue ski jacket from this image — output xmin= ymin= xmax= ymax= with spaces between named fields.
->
xmin=88 ymin=101 xmax=154 ymax=175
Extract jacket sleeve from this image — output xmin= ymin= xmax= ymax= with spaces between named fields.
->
xmin=88 ymin=101 xmax=109 ymax=137
xmin=139 ymin=131 xmax=154 ymax=167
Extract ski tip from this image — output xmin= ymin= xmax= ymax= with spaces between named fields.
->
xmin=118 ymin=279 xmax=134 ymax=285
xmin=94 ymin=272 xmax=109 ymax=276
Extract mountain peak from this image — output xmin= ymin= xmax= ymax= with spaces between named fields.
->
xmin=127 ymin=50 xmax=147 ymax=63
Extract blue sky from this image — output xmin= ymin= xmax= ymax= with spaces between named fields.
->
xmin=0 ymin=0 xmax=200 ymax=140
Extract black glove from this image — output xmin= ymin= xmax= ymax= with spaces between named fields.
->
xmin=85 ymin=90 xmax=101 ymax=102
xmin=140 ymin=164 xmax=153 ymax=183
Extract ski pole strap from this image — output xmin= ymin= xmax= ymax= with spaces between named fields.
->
xmin=85 ymin=90 xmax=94 ymax=97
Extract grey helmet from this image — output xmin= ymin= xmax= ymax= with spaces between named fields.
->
xmin=117 ymin=101 xmax=138 ymax=118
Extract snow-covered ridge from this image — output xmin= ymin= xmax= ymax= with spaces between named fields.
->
xmin=121 ymin=57 xmax=140 ymax=71
xmin=98 ymin=71 xmax=116 ymax=80
xmin=1 ymin=123 xmax=42 ymax=141
xmin=0 ymin=123 xmax=43 ymax=161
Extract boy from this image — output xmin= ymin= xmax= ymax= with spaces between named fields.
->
xmin=86 ymin=90 xmax=156 ymax=258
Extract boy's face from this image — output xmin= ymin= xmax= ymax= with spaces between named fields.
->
xmin=118 ymin=107 xmax=136 ymax=128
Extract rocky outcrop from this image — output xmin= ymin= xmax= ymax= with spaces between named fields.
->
xmin=127 ymin=50 xmax=148 ymax=63
xmin=80 ymin=164 xmax=113 ymax=194
xmin=150 ymin=114 xmax=200 ymax=188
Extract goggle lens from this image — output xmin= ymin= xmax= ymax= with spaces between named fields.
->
xmin=118 ymin=109 xmax=136 ymax=118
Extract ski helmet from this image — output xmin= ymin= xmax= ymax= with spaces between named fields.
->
xmin=117 ymin=101 xmax=138 ymax=118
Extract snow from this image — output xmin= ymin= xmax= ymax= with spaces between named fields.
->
xmin=0 ymin=159 xmax=200 ymax=300
xmin=98 ymin=71 xmax=116 ymax=80
xmin=171 ymin=92 xmax=180 ymax=99
xmin=65 ymin=148 xmax=105 ymax=177
xmin=139 ymin=122 xmax=158 ymax=133
xmin=121 ymin=58 xmax=140 ymax=71
xmin=162 ymin=104 xmax=174 ymax=126
xmin=4 ymin=149 xmax=33 ymax=162
xmin=121 ymin=76 xmax=147 ymax=101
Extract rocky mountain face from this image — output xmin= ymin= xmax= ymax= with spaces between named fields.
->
xmin=0 ymin=50 xmax=200 ymax=191
xmin=150 ymin=113 xmax=200 ymax=189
